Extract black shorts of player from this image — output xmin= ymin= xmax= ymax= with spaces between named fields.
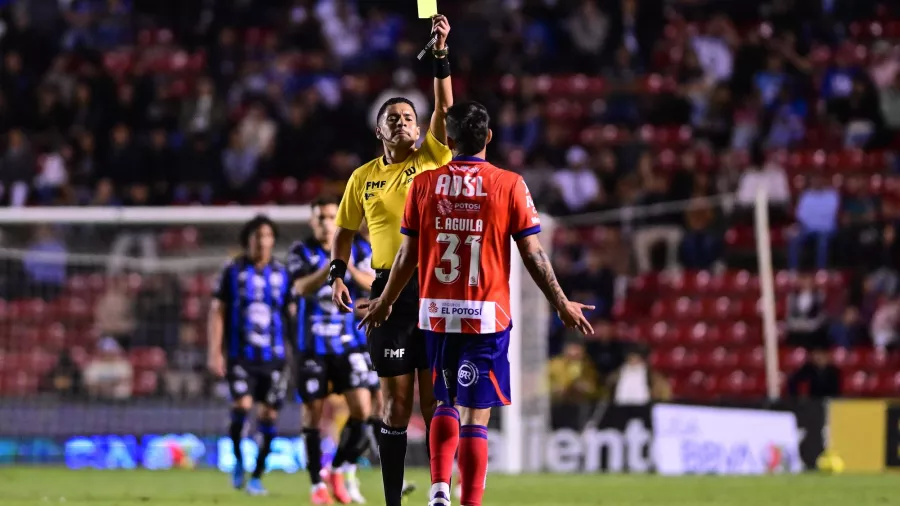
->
xmin=296 ymin=351 xmax=371 ymax=402
xmin=368 ymin=269 xmax=428 ymax=378
xmin=226 ymin=362 xmax=289 ymax=409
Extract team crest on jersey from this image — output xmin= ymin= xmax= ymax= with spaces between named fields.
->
xmin=437 ymin=198 xmax=453 ymax=216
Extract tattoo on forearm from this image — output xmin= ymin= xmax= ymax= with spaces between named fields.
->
xmin=524 ymin=248 xmax=567 ymax=310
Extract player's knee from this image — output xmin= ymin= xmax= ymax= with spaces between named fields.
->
xmin=233 ymin=396 xmax=253 ymax=411
xmin=259 ymin=405 xmax=279 ymax=422
xmin=303 ymin=401 xmax=325 ymax=427
xmin=457 ymin=406 xmax=491 ymax=427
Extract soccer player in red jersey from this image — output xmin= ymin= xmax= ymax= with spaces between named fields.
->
xmin=360 ymin=101 xmax=594 ymax=506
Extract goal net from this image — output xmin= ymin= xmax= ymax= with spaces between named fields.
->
xmin=0 ymin=206 xmax=550 ymax=474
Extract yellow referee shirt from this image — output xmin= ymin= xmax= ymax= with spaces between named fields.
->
xmin=336 ymin=130 xmax=452 ymax=269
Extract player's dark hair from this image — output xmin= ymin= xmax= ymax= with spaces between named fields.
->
xmin=446 ymin=101 xmax=490 ymax=156
xmin=376 ymin=97 xmax=417 ymax=124
xmin=311 ymin=195 xmax=340 ymax=211
xmin=240 ymin=214 xmax=278 ymax=248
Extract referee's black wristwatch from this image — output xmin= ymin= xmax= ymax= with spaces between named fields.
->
xmin=327 ymin=259 xmax=347 ymax=286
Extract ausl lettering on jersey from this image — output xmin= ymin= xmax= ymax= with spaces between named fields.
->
xmin=215 ymin=257 xmax=290 ymax=364
xmin=287 ymin=237 xmax=372 ymax=355
xmin=400 ymin=158 xmax=541 ymax=335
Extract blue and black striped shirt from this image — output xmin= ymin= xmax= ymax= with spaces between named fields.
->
xmin=214 ymin=256 xmax=290 ymax=367
xmin=287 ymin=236 xmax=373 ymax=356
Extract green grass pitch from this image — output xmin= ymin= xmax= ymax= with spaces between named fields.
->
xmin=0 ymin=468 xmax=897 ymax=505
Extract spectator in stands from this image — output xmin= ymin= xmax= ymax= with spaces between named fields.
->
xmin=787 ymin=346 xmax=841 ymax=399
xmin=1 ymin=128 xmax=35 ymax=207
xmin=179 ymin=77 xmax=226 ymax=137
xmin=238 ymin=102 xmax=277 ymax=157
xmin=829 ymin=306 xmax=866 ymax=349
xmin=829 ymin=77 xmax=882 ymax=149
xmin=681 ymin=181 xmax=720 ymax=270
xmin=763 ymin=85 xmax=807 ymax=149
xmin=566 ymin=0 xmax=610 ymax=69
xmin=584 ymin=320 xmax=624 ymax=380
xmin=821 ymin=49 xmax=862 ymax=102
xmin=42 ymin=349 xmax=82 ymax=398
xmin=21 ymin=224 xmax=66 ymax=300
xmin=83 ymin=337 xmax=134 ymax=401
xmin=93 ymin=277 xmax=136 ymax=347
xmin=175 ymin=135 xmax=217 ymax=205
xmin=735 ymin=148 xmax=790 ymax=217
xmin=788 ymin=174 xmax=840 ymax=270
xmin=317 ymin=0 xmax=364 ymax=68
xmin=102 ymin=124 xmax=149 ymax=206
xmin=549 ymin=339 xmax=601 ymax=404
xmin=34 ymin=141 xmax=69 ymax=205
xmin=866 ymin=224 xmax=900 ymax=295
xmin=164 ymin=325 xmax=205 ymax=399
xmin=786 ymin=273 xmax=828 ymax=348
xmin=144 ymin=128 xmax=176 ymax=205
xmin=870 ymin=41 xmax=899 ymax=90
xmin=221 ymin=129 xmax=262 ymax=202
xmin=879 ymin=72 xmax=900 ymax=132
xmin=839 ymin=174 xmax=880 ymax=263
xmin=552 ymin=146 xmax=601 ymax=214
xmin=633 ymin=172 xmax=682 ymax=272
xmin=870 ymin=296 xmax=900 ymax=350
xmin=606 ymin=343 xmax=670 ymax=405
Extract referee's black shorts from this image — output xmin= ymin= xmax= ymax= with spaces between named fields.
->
xmin=368 ymin=269 xmax=428 ymax=377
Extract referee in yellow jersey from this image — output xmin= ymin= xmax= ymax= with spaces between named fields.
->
xmin=328 ymin=14 xmax=453 ymax=506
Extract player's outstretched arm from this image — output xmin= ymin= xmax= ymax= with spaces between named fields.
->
xmin=515 ymin=234 xmax=595 ymax=335
xmin=429 ymin=15 xmax=452 ymax=144
xmin=358 ymin=236 xmax=419 ymax=329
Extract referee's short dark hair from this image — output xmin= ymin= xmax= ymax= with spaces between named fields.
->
xmin=446 ymin=101 xmax=490 ymax=156
xmin=240 ymin=214 xmax=278 ymax=248
xmin=376 ymin=97 xmax=417 ymax=124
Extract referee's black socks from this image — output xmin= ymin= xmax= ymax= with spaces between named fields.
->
xmin=378 ymin=424 xmax=408 ymax=506
xmin=303 ymin=427 xmax=324 ymax=485
xmin=229 ymin=408 xmax=248 ymax=470
xmin=332 ymin=417 xmax=368 ymax=469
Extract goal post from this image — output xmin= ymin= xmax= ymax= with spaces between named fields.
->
xmin=0 ymin=206 xmax=551 ymax=473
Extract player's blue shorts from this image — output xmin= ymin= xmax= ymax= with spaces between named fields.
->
xmin=425 ymin=326 xmax=512 ymax=409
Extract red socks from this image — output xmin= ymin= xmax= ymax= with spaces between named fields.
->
xmin=429 ymin=406 xmax=460 ymax=485
xmin=458 ymin=425 xmax=488 ymax=506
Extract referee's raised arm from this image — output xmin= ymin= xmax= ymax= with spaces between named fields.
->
xmin=429 ymin=14 xmax=453 ymax=144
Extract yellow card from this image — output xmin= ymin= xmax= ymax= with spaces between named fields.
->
xmin=417 ymin=0 xmax=437 ymax=19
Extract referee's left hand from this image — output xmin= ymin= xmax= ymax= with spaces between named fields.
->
xmin=332 ymin=278 xmax=353 ymax=313
xmin=357 ymin=297 xmax=392 ymax=330
xmin=432 ymin=15 xmax=450 ymax=50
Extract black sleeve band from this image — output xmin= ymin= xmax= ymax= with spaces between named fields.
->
xmin=433 ymin=57 xmax=450 ymax=79
xmin=327 ymin=259 xmax=347 ymax=286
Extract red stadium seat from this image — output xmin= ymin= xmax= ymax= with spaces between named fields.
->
xmin=703 ymin=347 xmax=738 ymax=372
xmin=0 ymin=371 xmax=38 ymax=396
xmin=780 ymin=347 xmax=808 ymax=370
xmin=831 ymin=348 xmax=862 ymax=369
xmin=129 ymin=347 xmax=167 ymax=371
xmin=740 ymin=346 xmax=767 ymax=372
xmin=133 ymin=370 xmax=159 ymax=396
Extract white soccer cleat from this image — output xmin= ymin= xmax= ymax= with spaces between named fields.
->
xmin=428 ymin=482 xmax=452 ymax=506
xmin=342 ymin=465 xmax=366 ymax=504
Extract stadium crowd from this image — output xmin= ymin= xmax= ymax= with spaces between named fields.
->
xmin=2 ymin=0 xmax=900 ymax=402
